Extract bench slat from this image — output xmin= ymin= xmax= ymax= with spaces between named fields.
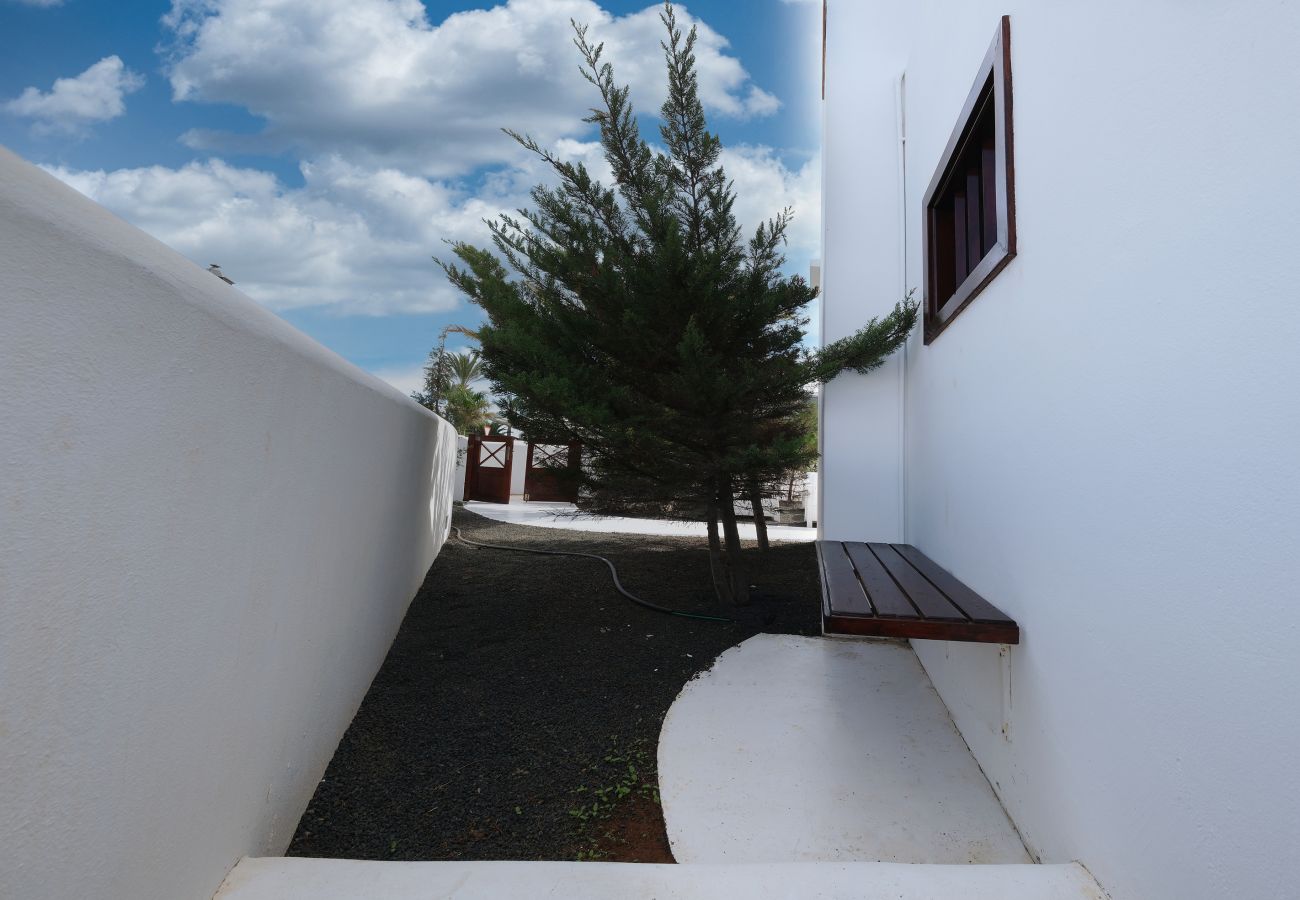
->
xmin=843 ymin=543 xmax=916 ymax=618
xmin=891 ymin=545 xmax=1014 ymax=624
xmin=823 ymin=614 xmax=1019 ymax=643
xmin=866 ymin=543 xmax=967 ymax=621
xmin=818 ymin=541 xmax=874 ymax=617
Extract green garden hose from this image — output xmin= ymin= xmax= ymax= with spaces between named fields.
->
xmin=451 ymin=525 xmax=733 ymax=623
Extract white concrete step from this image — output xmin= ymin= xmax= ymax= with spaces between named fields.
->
xmin=659 ymin=634 xmax=1029 ymax=864
xmin=216 ymin=857 xmax=1103 ymax=900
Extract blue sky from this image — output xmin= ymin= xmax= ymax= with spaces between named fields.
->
xmin=1 ymin=0 xmax=822 ymax=396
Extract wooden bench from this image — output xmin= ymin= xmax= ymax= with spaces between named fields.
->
xmin=817 ymin=541 xmax=1019 ymax=644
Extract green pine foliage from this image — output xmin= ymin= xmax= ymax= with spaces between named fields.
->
xmin=440 ymin=3 xmax=915 ymax=602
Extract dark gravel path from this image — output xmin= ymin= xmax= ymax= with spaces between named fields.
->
xmin=286 ymin=505 xmax=821 ymax=862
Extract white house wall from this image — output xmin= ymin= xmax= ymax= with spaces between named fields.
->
xmin=822 ymin=4 xmax=1300 ymax=900
xmin=818 ymin=1 xmax=912 ymax=543
xmin=0 ymin=148 xmax=458 ymax=900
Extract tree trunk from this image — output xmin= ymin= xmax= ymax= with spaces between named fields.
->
xmin=717 ymin=483 xmax=751 ymax=605
xmin=747 ymin=480 xmax=769 ymax=553
xmin=705 ymin=497 xmax=730 ymax=604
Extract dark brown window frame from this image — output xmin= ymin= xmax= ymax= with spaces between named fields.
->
xmin=922 ymin=16 xmax=1016 ymax=344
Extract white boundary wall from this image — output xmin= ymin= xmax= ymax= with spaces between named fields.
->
xmin=0 ymin=147 xmax=457 ymax=900
xmin=821 ymin=4 xmax=1300 ymax=900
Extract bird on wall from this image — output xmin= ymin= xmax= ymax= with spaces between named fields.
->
xmin=207 ymin=263 xmax=234 ymax=285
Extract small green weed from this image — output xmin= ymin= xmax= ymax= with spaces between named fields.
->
xmin=568 ymin=735 xmax=660 ymax=858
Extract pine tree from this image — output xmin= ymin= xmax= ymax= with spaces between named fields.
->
xmin=441 ymin=3 xmax=915 ymax=604
xmin=411 ymin=350 xmax=448 ymax=414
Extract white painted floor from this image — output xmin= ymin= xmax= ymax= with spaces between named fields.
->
xmin=658 ymin=634 xmax=1031 ymax=865
xmin=216 ymin=857 xmax=1103 ymax=900
xmin=463 ymin=500 xmax=818 ymax=542
xmin=213 ymin=638 xmax=1109 ymax=900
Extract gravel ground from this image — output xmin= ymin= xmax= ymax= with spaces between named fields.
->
xmin=286 ymin=505 xmax=822 ymax=862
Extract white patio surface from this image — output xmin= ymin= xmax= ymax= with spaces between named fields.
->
xmin=216 ymin=857 xmax=1103 ymax=900
xmin=212 ymin=632 xmax=1109 ymax=900
xmin=659 ymin=634 xmax=1031 ymax=865
xmin=462 ymin=500 xmax=817 ymax=542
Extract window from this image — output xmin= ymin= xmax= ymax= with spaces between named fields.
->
xmin=922 ymin=16 xmax=1015 ymax=343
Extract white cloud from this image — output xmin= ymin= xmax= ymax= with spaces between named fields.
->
xmin=4 ymin=56 xmax=144 ymax=135
xmin=44 ymin=157 xmax=517 ymax=315
xmin=373 ymin=363 xmax=428 ymax=397
xmin=42 ymin=140 xmax=818 ymax=317
xmin=31 ymin=4 xmax=813 ymax=318
xmin=722 ymin=145 xmax=821 ymax=274
xmin=45 ymin=141 xmax=816 ymax=319
xmin=160 ymin=0 xmax=778 ymax=176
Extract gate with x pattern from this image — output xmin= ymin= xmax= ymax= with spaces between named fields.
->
xmin=464 ymin=434 xmax=513 ymax=504
xmin=523 ymin=440 xmax=582 ymax=502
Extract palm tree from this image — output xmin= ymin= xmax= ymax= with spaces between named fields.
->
xmin=411 ymin=345 xmax=493 ymax=433
xmin=495 ymin=392 xmax=520 ymax=437
xmin=448 ymin=350 xmax=483 ymax=390
xmin=412 ymin=326 xmax=485 ymax=416
xmin=444 ymin=383 xmax=495 ymax=435
xmin=444 ymin=324 xmax=483 ymax=343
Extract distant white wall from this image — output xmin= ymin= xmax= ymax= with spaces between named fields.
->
xmin=822 ymin=4 xmax=1300 ymax=900
xmin=804 ymin=471 xmax=818 ymax=528
xmin=454 ymin=434 xmax=468 ymax=502
xmin=510 ymin=437 xmax=527 ymax=497
xmin=0 ymin=147 xmax=457 ymax=900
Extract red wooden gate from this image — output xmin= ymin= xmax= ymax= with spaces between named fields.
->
xmin=523 ymin=441 xmax=582 ymax=502
xmin=464 ymin=434 xmax=514 ymax=504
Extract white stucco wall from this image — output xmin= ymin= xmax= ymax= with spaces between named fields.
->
xmin=0 ymin=147 xmax=457 ymax=900
xmin=817 ymin=4 xmax=910 ymax=543
xmin=454 ymin=434 xmax=469 ymax=501
xmin=821 ymin=4 xmax=1300 ymax=900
